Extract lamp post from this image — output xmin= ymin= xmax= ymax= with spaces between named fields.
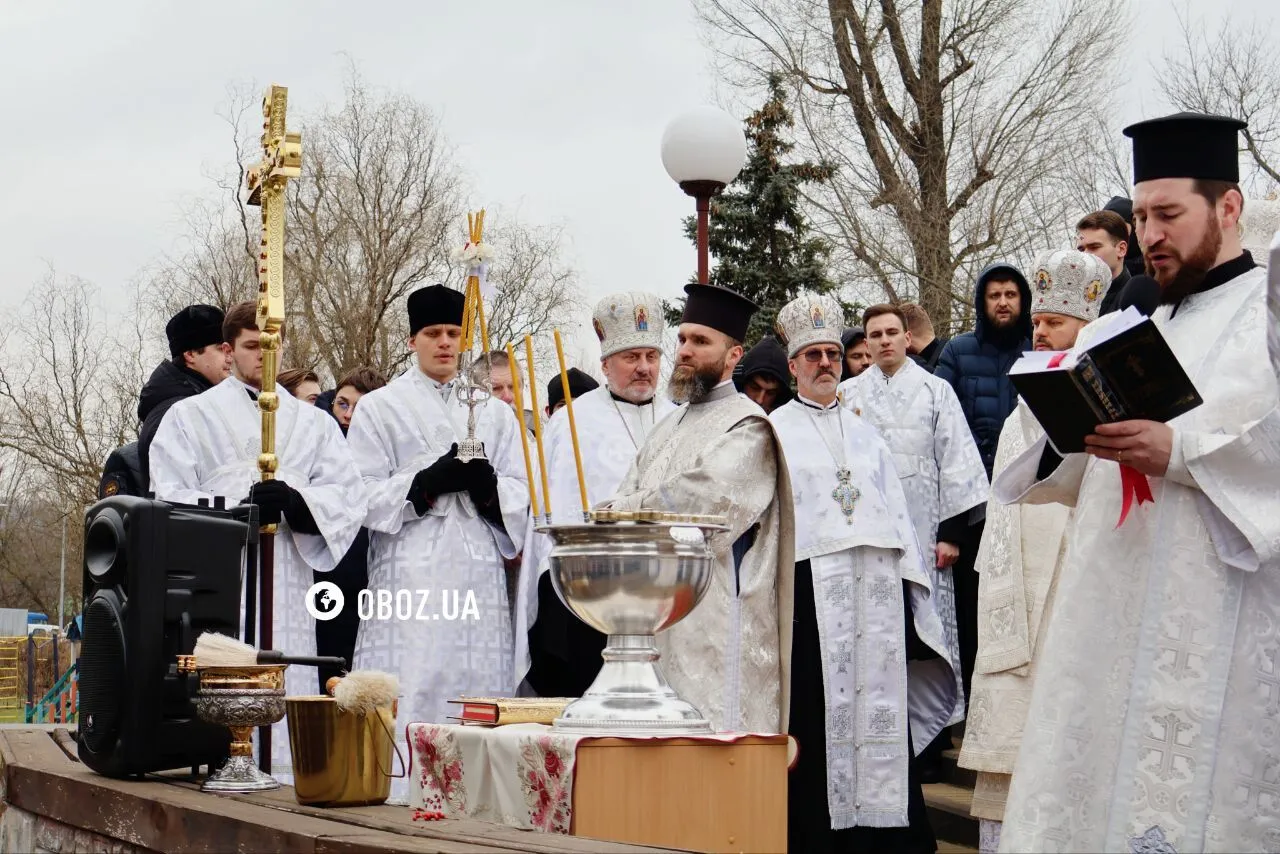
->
xmin=660 ymin=107 xmax=748 ymax=284
xmin=59 ymin=513 xmax=66 ymax=632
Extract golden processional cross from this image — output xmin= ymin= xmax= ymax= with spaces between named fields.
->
xmin=244 ymin=83 xmax=301 ymax=772
xmin=246 ymin=84 xmax=301 ymax=507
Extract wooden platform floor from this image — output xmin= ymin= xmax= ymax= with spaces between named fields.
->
xmin=0 ymin=728 xmax=676 ymax=853
xmin=1 ymin=725 xmax=984 ymax=853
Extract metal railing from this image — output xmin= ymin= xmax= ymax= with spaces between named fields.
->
xmin=27 ymin=660 xmax=77 ymax=724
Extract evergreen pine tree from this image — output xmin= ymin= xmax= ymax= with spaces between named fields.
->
xmin=665 ymin=73 xmax=850 ymax=347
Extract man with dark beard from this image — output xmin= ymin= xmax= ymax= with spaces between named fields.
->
xmin=991 ymin=112 xmax=1280 ymax=852
xmin=601 ymin=283 xmax=796 ymax=736
xmin=928 ymin=262 xmax=1032 ymax=780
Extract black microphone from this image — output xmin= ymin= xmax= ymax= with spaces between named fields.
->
xmin=1119 ymin=274 xmax=1161 ymax=316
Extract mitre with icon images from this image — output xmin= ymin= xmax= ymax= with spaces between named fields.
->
xmin=1031 ymin=249 xmax=1111 ymax=324
xmin=591 ymin=291 xmax=667 ymax=357
xmin=774 ymin=292 xmax=846 ymax=357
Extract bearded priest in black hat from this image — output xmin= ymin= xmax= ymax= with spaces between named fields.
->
xmin=991 ymin=114 xmax=1280 ymax=852
xmin=343 ymin=283 xmax=531 ymax=804
xmin=601 ymin=284 xmax=796 ymax=736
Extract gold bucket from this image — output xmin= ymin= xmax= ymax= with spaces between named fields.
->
xmin=285 ymin=695 xmax=405 ymax=806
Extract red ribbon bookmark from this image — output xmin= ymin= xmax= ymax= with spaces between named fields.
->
xmin=1117 ymin=464 xmax=1154 ymax=528
xmin=1045 ymin=351 xmax=1153 ymax=527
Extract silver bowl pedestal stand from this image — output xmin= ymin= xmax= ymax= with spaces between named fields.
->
xmin=536 ymin=512 xmax=728 ymax=737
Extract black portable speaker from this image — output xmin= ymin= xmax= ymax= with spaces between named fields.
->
xmin=77 ymin=494 xmax=253 ymax=777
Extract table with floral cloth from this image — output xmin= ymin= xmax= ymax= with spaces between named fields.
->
xmin=406 ymin=721 xmax=789 ymax=836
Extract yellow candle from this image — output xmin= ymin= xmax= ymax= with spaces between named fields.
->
xmin=506 ymin=342 xmax=540 ymax=520
xmin=475 ymin=283 xmax=492 ymax=355
xmin=524 ymin=335 xmax=553 ymax=521
xmin=553 ymin=329 xmax=590 ymax=521
xmin=460 ymin=277 xmax=473 ymax=352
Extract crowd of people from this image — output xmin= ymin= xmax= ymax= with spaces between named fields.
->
xmin=96 ymin=110 xmax=1279 ymax=852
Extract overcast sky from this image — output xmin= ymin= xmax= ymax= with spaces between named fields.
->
xmin=0 ymin=0 xmax=1271 ymax=362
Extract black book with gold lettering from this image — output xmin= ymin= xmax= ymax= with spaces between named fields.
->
xmin=1008 ymin=307 xmax=1202 ymax=455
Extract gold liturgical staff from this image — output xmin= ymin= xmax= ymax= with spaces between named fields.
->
xmin=245 ymin=83 xmax=302 ymax=773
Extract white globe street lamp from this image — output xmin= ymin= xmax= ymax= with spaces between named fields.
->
xmin=660 ymin=107 xmax=748 ymax=283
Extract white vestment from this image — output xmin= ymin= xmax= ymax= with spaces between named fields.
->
xmin=602 ymin=382 xmax=795 ymax=734
xmin=956 ymin=399 xmax=1073 ymax=821
xmin=993 ymin=267 xmax=1280 ymax=853
xmin=344 ymin=367 xmax=530 ymax=804
xmin=148 ymin=376 xmax=367 ymax=786
xmin=838 ymin=359 xmax=990 ymax=726
xmin=770 ymin=397 xmax=959 ymax=828
xmin=512 ymin=386 xmax=676 ymax=689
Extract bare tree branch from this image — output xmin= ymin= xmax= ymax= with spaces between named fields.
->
xmin=1159 ymin=2 xmax=1280 ymax=192
xmin=698 ymin=0 xmax=1129 ymax=332
xmin=137 ymin=64 xmax=582 ymax=387
xmin=0 ymin=271 xmax=136 ymax=506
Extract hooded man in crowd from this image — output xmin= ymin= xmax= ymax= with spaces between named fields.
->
xmin=733 ymin=334 xmax=792 ymax=414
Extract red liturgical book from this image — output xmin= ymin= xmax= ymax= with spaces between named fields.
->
xmin=446 ymin=697 xmax=574 ymax=726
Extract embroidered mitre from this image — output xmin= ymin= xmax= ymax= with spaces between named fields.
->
xmin=774 ymin=292 xmax=845 ymax=357
xmin=592 ymin=291 xmax=665 ymax=358
xmin=1030 ymin=249 xmax=1110 ymax=322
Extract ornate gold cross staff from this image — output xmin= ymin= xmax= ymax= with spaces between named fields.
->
xmin=244 ymin=83 xmax=301 ymax=773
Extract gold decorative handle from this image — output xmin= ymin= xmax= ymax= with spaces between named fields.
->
xmin=587 ymin=509 xmax=729 ymax=526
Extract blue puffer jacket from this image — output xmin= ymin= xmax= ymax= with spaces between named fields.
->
xmin=933 ymin=262 xmax=1032 ymax=477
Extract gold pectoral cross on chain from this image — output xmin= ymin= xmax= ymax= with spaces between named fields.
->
xmin=831 ymin=467 xmax=860 ymax=524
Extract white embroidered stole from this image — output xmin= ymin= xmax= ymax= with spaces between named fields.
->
xmin=973 ymin=405 xmax=1034 ymax=676
xmin=1104 ymin=275 xmax=1265 ymax=848
xmin=812 ymin=548 xmax=912 ymax=828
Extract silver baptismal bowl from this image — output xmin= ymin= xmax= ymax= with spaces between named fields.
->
xmin=536 ymin=511 xmax=728 ymax=735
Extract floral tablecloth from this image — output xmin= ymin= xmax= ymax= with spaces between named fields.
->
xmin=406 ymin=722 xmax=786 ymax=834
